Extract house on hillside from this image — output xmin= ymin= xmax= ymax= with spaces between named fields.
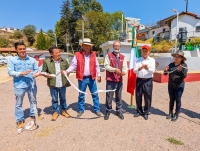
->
xmin=0 ymin=27 xmax=20 ymax=33
xmin=170 ymin=12 xmax=200 ymax=40
xmin=138 ymin=16 xmax=173 ymax=41
xmin=138 ymin=12 xmax=200 ymax=41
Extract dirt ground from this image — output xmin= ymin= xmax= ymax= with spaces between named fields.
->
xmin=0 ymin=67 xmax=200 ymax=151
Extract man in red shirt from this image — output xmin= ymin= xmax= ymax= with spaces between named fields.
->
xmin=65 ymin=38 xmax=101 ymax=118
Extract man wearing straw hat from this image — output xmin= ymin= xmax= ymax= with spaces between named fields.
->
xmin=104 ymin=40 xmax=128 ymax=120
xmin=65 ymin=38 xmax=101 ymax=118
xmin=134 ymin=45 xmax=155 ymax=120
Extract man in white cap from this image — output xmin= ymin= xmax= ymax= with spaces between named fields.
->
xmin=65 ymin=38 xmax=101 ymax=117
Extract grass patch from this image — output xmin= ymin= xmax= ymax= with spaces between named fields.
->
xmin=166 ymin=137 xmax=184 ymax=145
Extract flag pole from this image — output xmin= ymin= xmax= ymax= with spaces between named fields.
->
xmin=127 ymin=25 xmax=138 ymax=109
xmin=128 ymin=94 xmax=135 ymax=108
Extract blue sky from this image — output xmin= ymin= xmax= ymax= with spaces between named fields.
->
xmin=0 ymin=0 xmax=199 ymax=32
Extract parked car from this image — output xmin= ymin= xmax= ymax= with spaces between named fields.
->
xmin=0 ymin=58 xmax=8 ymax=64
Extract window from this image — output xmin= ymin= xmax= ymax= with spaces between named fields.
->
xmin=196 ymin=26 xmax=200 ymax=32
xmin=152 ymin=31 xmax=155 ymax=35
xmin=128 ymin=24 xmax=132 ymax=28
xmin=163 ymin=28 xmax=166 ymax=32
xmin=179 ymin=27 xmax=187 ymax=32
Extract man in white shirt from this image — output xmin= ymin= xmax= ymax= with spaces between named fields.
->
xmin=104 ymin=40 xmax=128 ymax=120
xmin=134 ymin=45 xmax=155 ymax=120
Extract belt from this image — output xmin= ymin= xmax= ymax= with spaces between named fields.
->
xmin=83 ymin=75 xmax=91 ymax=78
xmin=137 ymin=77 xmax=152 ymax=80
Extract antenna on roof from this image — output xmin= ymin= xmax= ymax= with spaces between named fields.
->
xmin=185 ymin=0 xmax=188 ymax=12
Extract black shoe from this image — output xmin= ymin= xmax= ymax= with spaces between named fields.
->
xmin=166 ymin=110 xmax=173 ymax=120
xmin=30 ymin=116 xmax=36 ymax=119
xmin=143 ymin=114 xmax=148 ymax=120
xmin=104 ymin=112 xmax=110 ymax=120
xmin=116 ymin=112 xmax=124 ymax=120
xmin=134 ymin=113 xmax=140 ymax=117
xmin=77 ymin=112 xmax=84 ymax=118
xmin=95 ymin=112 xmax=101 ymax=117
xmin=171 ymin=112 xmax=179 ymax=122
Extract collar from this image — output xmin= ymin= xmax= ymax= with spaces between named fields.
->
xmin=112 ymin=51 xmax=120 ymax=57
xmin=142 ymin=56 xmax=150 ymax=60
xmin=50 ymin=57 xmax=64 ymax=62
xmin=80 ymin=49 xmax=92 ymax=55
xmin=16 ymin=55 xmax=29 ymax=60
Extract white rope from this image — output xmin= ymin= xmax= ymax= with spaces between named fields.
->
xmin=163 ymin=65 xmax=195 ymax=74
xmin=34 ymin=71 xmax=116 ymax=94
xmin=63 ymin=72 xmax=88 ymax=94
xmin=63 ymin=72 xmax=116 ymax=94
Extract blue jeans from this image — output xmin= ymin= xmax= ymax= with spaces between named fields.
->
xmin=49 ymin=86 xmax=67 ymax=114
xmin=78 ymin=76 xmax=100 ymax=113
xmin=14 ymin=85 xmax=38 ymax=122
xmin=168 ymin=83 xmax=184 ymax=113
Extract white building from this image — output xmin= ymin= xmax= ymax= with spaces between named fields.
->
xmin=0 ymin=27 xmax=20 ymax=33
xmin=171 ymin=12 xmax=200 ymax=40
xmin=125 ymin=17 xmax=145 ymax=33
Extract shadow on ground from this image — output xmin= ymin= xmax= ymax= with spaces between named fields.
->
xmin=24 ymin=108 xmax=42 ymax=119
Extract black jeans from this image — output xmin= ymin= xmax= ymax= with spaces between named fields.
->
xmin=136 ymin=78 xmax=153 ymax=115
xmin=106 ymin=81 xmax=123 ymax=113
xmin=168 ymin=83 xmax=184 ymax=113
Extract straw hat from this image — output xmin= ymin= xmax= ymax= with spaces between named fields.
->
xmin=171 ymin=50 xmax=187 ymax=61
xmin=80 ymin=38 xmax=94 ymax=46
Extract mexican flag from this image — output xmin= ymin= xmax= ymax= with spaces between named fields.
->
xmin=127 ymin=26 xmax=140 ymax=95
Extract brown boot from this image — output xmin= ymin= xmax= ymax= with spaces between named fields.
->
xmin=61 ymin=110 xmax=70 ymax=118
xmin=16 ymin=120 xmax=25 ymax=129
xmin=51 ymin=112 xmax=59 ymax=121
xmin=38 ymin=115 xmax=44 ymax=120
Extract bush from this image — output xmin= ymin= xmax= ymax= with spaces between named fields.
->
xmin=151 ymin=40 xmax=175 ymax=53
xmin=0 ymin=38 xmax=10 ymax=47
xmin=13 ymin=30 xmax=23 ymax=39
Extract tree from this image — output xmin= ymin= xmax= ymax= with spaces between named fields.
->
xmin=56 ymin=0 xmax=104 ymax=51
xmin=13 ymin=30 xmax=23 ymax=39
xmin=71 ymin=0 xmax=103 ymax=19
xmin=0 ymin=37 xmax=9 ymax=48
xmin=75 ymin=11 xmax=112 ymax=50
xmin=46 ymin=29 xmax=55 ymax=46
xmin=36 ymin=29 xmax=48 ymax=50
xmin=91 ymin=0 xmax=103 ymax=12
xmin=22 ymin=25 xmax=36 ymax=46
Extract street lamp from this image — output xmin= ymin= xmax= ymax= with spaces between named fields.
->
xmin=125 ymin=18 xmax=131 ymax=34
xmin=81 ymin=15 xmax=88 ymax=40
xmin=172 ymin=8 xmax=179 ymax=53
xmin=54 ymin=33 xmax=57 ymax=47
xmin=119 ymin=11 xmax=124 ymax=33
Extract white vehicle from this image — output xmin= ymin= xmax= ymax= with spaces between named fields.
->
xmin=0 ymin=58 xmax=8 ymax=64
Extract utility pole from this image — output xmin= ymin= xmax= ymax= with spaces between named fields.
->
xmin=82 ymin=19 xmax=84 ymax=40
xmin=172 ymin=8 xmax=179 ymax=53
xmin=54 ymin=33 xmax=57 ymax=47
xmin=185 ymin=0 xmax=188 ymax=12
xmin=66 ymin=34 xmax=69 ymax=52
xmin=119 ymin=11 xmax=124 ymax=33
